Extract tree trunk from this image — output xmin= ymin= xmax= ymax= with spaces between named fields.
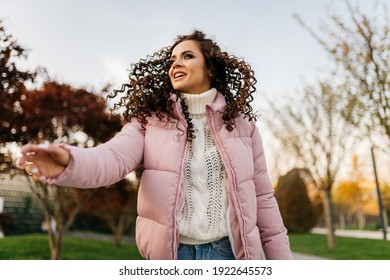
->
xmin=339 ymin=212 xmax=345 ymax=229
xmin=54 ymin=215 xmax=64 ymax=260
xmin=357 ymin=210 xmax=366 ymax=230
xmin=114 ymin=229 xmax=123 ymax=247
xmin=323 ymin=188 xmax=336 ymax=248
xmin=45 ymin=215 xmax=57 ymax=260
xmin=112 ymin=217 xmax=126 ymax=247
xmin=381 ymin=208 xmax=389 ymax=232
xmin=46 ymin=215 xmax=63 ymax=260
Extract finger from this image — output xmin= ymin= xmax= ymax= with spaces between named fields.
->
xmin=21 ymin=143 xmax=49 ymax=156
xmin=25 ymin=167 xmax=32 ymax=175
xmin=19 ymin=143 xmax=51 ymax=167
xmin=16 ymin=155 xmax=28 ymax=168
xmin=16 ymin=154 xmax=38 ymax=168
xmin=38 ymin=143 xmax=49 ymax=150
xmin=25 ymin=152 xmax=37 ymax=163
xmin=27 ymin=165 xmax=47 ymax=184
xmin=32 ymin=173 xmax=47 ymax=184
xmin=25 ymin=164 xmax=40 ymax=176
xmin=21 ymin=144 xmax=39 ymax=155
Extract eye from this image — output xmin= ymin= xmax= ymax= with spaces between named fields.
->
xmin=184 ymin=54 xmax=194 ymax=59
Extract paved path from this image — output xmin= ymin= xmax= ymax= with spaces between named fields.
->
xmin=292 ymin=252 xmax=329 ymax=260
xmin=292 ymin=227 xmax=390 ymax=259
xmin=66 ymin=230 xmax=135 ymax=244
xmin=311 ymin=227 xmax=389 ymax=240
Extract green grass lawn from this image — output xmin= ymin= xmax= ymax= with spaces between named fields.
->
xmin=2 ymin=233 xmax=390 ymax=260
xmin=0 ymin=234 xmax=143 ymax=260
xmin=289 ymin=233 xmax=390 ymax=259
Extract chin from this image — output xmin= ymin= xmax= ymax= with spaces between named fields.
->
xmin=173 ymin=85 xmax=187 ymax=93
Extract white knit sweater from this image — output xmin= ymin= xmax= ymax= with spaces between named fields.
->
xmin=177 ymin=88 xmax=228 ymax=244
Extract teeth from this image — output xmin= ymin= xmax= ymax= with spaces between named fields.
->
xmin=174 ymin=72 xmax=185 ymax=78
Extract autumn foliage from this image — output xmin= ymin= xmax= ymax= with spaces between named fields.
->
xmin=0 ymin=20 xmax=36 ymax=144
xmin=20 ymin=82 xmax=122 ymax=143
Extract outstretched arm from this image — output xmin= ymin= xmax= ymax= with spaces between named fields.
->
xmin=17 ymin=121 xmax=145 ymax=188
xmin=18 ymin=143 xmax=70 ymax=182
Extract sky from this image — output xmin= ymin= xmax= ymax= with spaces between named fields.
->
xmin=2 ymin=0 xmax=371 ymax=93
xmin=1 ymin=0 xmax=388 ymax=181
xmin=2 ymin=0 xmax=383 ymax=101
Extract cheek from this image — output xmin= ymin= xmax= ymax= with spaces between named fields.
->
xmin=168 ymin=68 xmax=173 ymax=79
xmin=168 ymin=73 xmax=176 ymax=84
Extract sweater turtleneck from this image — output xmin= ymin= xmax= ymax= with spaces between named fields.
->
xmin=181 ymin=88 xmax=217 ymax=116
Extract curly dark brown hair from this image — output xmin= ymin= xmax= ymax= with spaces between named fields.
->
xmin=109 ymin=30 xmax=257 ymax=141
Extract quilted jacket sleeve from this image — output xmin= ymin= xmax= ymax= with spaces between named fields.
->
xmin=51 ymin=121 xmax=144 ymax=188
xmin=251 ymin=124 xmax=293 ymax=260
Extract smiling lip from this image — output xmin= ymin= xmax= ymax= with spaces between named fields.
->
xmin=173 ymin=71 xmax=187 ymax=80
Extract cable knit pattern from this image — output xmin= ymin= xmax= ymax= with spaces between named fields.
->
xmin=177 ymin=88 xmax=228 ymax=244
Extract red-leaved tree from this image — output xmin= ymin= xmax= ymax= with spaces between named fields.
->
xmin=19 ymin=81 xmax=122 ymax=259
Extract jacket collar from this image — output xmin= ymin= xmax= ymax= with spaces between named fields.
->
xmin=206 ymin=91 xmax=227 ymax=113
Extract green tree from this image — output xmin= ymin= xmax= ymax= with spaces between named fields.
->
xmin=275 ymin=168 xmax=319 ymax=233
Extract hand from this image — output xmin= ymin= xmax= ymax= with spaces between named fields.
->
xmin=17 ymin=143 xmax=70 ymax=183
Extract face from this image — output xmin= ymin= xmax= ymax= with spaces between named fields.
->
xmin=169 ymin=40 xmax=211 ymax=94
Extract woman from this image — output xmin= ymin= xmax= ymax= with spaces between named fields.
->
xmin=18 ymin=30 xmax=292 ymax=260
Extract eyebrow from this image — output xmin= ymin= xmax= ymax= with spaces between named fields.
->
xmin=170 ymin=50 xmax=195 ymax=59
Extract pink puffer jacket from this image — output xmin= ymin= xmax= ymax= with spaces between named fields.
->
xmin=53 ymin=92 xmax=292 ymax=260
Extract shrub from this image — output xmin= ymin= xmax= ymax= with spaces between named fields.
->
xmin=275 ymin=168 xmax=318 ymax=233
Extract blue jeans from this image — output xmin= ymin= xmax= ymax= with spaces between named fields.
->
xmin=177 ymin=237 xmax=235 ymax=260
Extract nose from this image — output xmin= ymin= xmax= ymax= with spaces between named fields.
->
xmin=171 ymin=58 xmax=183 ymax=69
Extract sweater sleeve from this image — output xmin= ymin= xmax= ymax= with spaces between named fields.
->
xmin=251 ymin=124 xmax=293 ymax=260
xmin=50 ymin=121 xmax=144 ymax=188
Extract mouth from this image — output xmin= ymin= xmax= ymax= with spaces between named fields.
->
xmin=173 ymin=71 xmax=186 ymax=80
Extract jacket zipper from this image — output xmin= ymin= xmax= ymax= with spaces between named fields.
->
xmin=206 ymin=106 xmax=249 ymax=259
xmin=172 ymin=99 xmax=188 ymax=260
